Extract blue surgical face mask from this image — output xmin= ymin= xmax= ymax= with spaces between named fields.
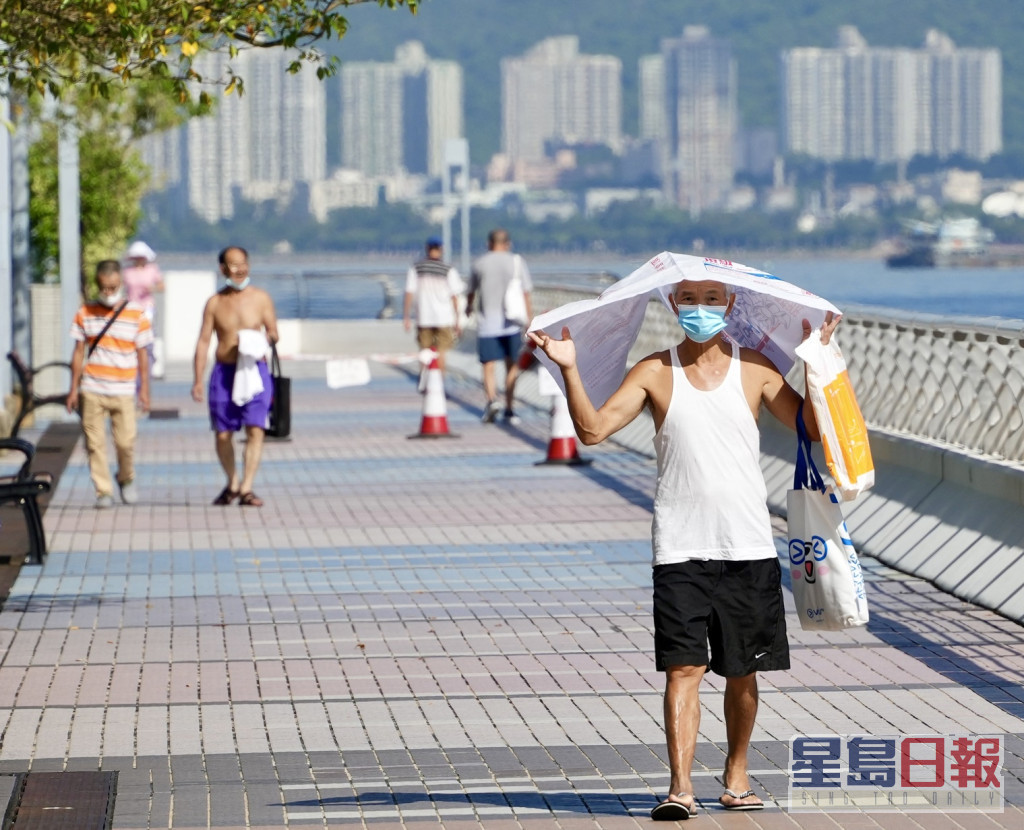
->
xmin=677 ymin=304 xmax=728 ymax=343
xmin=224 ymin=276 xmax=250 ymax=291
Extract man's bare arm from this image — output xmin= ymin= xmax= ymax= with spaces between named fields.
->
xmin=192 ymin=298 xmax=216 ymax=402
xmin=451 ymin=295 xmax=461 ymax=334
xmin=137 ymin=347 xmax=150 ymax=412
xmin=759 ymin=366 xmax=817 ymax=439
xmin=529 ymin=327 xmax=650 ymax=445
xmin=65 ymin=340 xmax=86 ymax=412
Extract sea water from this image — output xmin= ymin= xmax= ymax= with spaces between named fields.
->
xmin=234 ymin=255 xmax=1024 ymax=324
xmin=756 ymin=257 xmax=1024 ymax=324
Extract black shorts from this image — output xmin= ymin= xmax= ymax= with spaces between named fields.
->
xmin=653 ymin=557 xmax=789 ymax=677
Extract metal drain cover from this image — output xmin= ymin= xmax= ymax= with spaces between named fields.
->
xmin=3 ymin=771 xmax=117 ymax=829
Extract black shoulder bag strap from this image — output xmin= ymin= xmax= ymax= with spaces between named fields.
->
xmin=270 ymin=340 xmax=282 ymax=379
xmin=87 ymin=301 xmax=129 ymax=359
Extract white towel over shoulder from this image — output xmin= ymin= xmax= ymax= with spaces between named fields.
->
xmin=232 ymin=329 xmax=268 ymax=406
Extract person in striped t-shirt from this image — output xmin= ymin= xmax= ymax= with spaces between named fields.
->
xmin=66 ymin=260 xmax=153 ymax=509
xmin=403 ymin=236 xmax=463 ymax=373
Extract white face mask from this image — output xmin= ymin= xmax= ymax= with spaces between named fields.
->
xmin=98 ymin=289 xmax=124 ymax=308
xmin=224 ymin=276 xmax=250 ymax=291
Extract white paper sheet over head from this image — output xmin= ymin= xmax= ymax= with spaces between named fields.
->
xmin=528 ymin=252 xmax=841 ymax=410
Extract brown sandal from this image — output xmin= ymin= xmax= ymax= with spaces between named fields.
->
xmin=213 ymin=486 xmax=240 ymax=505
xmin=239 ymin=492 xmax=263 ymax=507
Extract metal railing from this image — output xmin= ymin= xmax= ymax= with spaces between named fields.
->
xmin=531 ymin=284 xmax=1024 ymax=467
xmin=256 ymin=269 xmax=404 ymax=320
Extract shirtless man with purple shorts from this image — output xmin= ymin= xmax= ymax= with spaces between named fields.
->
xmin=192 ymin=246 xmax=279 ymax=507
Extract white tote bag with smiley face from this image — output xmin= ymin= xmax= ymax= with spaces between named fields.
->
xmin=787 ymin=411 xmax=869 ymax=631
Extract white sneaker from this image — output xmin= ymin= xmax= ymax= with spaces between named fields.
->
xmin=481 ymin=400 xmax=501 ymax=423
xmin=119 ymin=481 xmax=137 ymax=505
xmin=503 ymin=410 xmax=522 ymax=426
xmin=95 ymin=494 xmax=114 ymax=509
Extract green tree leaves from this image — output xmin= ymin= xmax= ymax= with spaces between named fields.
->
xmin=25 ymin=80 xmax=197 ymax=286
xmin=8 ymin=1 xmax=418 ymax=286
xmin=0 ymin=1 xmax=418 ymax=101
xmin=28 ymin=117 xmax=148 ymax=289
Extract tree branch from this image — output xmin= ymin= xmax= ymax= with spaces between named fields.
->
xmin=0 ymin=0 xmax=418 ymax=98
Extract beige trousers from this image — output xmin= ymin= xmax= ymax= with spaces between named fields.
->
xmin=80 ymin=392 xmax=137 ymax=497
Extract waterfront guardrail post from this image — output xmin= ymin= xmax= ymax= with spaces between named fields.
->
xmin=377 ymin=275 xmax=399 ymax=319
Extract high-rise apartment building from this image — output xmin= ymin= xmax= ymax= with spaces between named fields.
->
xmin=340 ymin=61 xmax=404 ymax=177
xmin=642 ymin=27 xmax=736 ymax=215
xmin=501 ymin=36 xmax=622 ymax=164
xmin=394 ymin=41 xmax=464 ymax=179
xmin=781 ymin=27 xmax=1002 ymax=163
xmin=870 ymin=48 xmax=930 ymax=164
xmin=423 ymin=61 xmax=464 ymax=178
xmin=780 ymin=47 xmax=845 ymax=161
xmin=340 ymin=41 xmax=463 ymax=179
xmin=139 ymin=48 xmax=327 ymax=222
xmin=926 ymin=30 xmax=1002 ymax=161
xmin=246 ymin=48 xmax=326 ymax=186
xmin=184 ymin=52 xmax=250 ymax=223
xmin=638 ymin=54 xmax=666 ymax=143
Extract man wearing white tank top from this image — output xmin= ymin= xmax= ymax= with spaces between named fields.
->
xmin=530 ymin=279 xmax=840 ymax=820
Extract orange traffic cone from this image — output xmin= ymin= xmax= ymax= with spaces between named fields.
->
xmin=517 ymin=340 xmax=537 ymax=371
xmin=409 ymin=349 xmax=458 ymax=439
xmin=537 ymin=391 xmax=590 ymax=466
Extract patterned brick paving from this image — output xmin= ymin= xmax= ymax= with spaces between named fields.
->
xmin=0 ymin=356 xmax=1020 ymax=828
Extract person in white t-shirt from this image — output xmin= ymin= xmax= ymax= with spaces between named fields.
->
xmin=403 ymin=237 xmax=463 ymax=373
xmin=530 ymin=278 xmax=841 ymax=820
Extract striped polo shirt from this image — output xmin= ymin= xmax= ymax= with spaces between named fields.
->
xmin=71 ymin=301 xmax=154 ymax=396
xmin=405 ymin=258 xmax=462 ymax=327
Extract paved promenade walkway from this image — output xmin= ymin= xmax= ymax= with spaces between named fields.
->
xmin=0 ymin=346 xmax=1021 ymax=829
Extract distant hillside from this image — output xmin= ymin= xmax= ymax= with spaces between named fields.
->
xmin=333 ymin=0 xmax=1023 ymax=167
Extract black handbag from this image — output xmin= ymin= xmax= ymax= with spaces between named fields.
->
xmin=266 ymin=343 xmax=291 ymax=439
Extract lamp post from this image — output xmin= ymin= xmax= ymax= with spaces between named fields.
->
xmin=58 ymin=111 xmax=81 ymax=367
xmin=442 ymin=138 xmax=470 ymax=276
xmin=0 ymin=83 xmax=13 ymax=400
xmin=11 ymin=97 xmax=31 ymax=363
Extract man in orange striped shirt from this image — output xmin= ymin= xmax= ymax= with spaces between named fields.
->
xmin=66 ymin=260 xmax=153 ymax=509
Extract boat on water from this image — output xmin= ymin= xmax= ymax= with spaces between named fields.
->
xmin=885 ymin=217 xmax=997 ymax=268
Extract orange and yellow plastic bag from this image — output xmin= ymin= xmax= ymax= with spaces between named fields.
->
xmin=794 ymin=333 xmax=874 ymax=501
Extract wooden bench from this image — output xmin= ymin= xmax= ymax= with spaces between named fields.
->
xmin=0 ymin=437 xmax=53 ymax=565
xmin=6 ymin=351 xmax=72 ymax=438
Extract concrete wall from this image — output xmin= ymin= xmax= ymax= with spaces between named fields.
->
xmin=275 ymin=320 xmax=409 ymax=359
xmin=163 ymin=270 xmax=217 ymax=363
xmin=759 ymin=419 xmax=1024 ymax=623
xmin=526 ymin=284 xmax=1024 ymax=624
xmin=505 ymin=333 xmax=1024 ymax=625
xmin=160 ymin=270 xmax=409 ymax=363
xmin=23 ymin=284 xmax=69 ymax=425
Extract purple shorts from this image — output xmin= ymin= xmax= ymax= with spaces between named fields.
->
xmin=208 ymin=361 xmax=274 ymax=433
